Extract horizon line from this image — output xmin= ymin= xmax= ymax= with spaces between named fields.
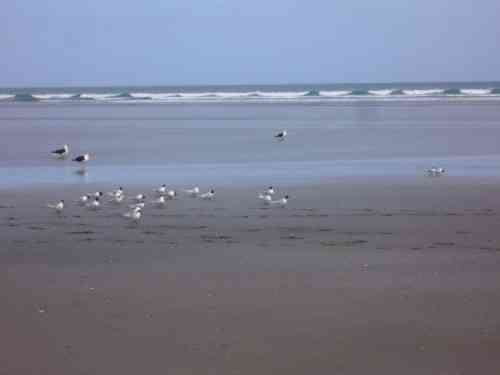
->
xmin=1 ymin=79 xmax=500 ymax=90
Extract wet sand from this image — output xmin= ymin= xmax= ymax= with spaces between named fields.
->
xmin=2 ymin=176 xmax=500 ymax=374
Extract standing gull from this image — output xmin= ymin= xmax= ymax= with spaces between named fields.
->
xmin=258 ymin=193 xmax=272 ymax=205
xmin=155 ymin=184 xmax=167 ymax=195
xmin=199 ymin=189 xmax=215 ymax=200
xmin=108 ymin=187 xmax=124 ymax=198
xmin=73 ymin=153 xmax=90 ymax=164
xmin=151 ymin=196 xmax=167 ymax=208
xmin=123 ymin=207 xmax=142 ymax=223
xmin=51 ymin=144 xmax=69 ymax=159
xmin=47 ymin=200 xmax=64 ymax=213
xmin=73 ymin=153 xmax=90 ymax=174
xmin=132 ymin=193 xmax=147 ymax=202
xmin=77 ymin=195 xmax=91 ymax=206
xmin=426 ymin=167 xmax=446 ymax=177
xmin=275 ymin=130 xmax=287 ymax=141
xmin=270 ymin=195 xmax=289 ymax=207
xmin=86 ymin=197 xmax=101 ymax=211
xmin=184 ymin=187 xmax=200 ymax=197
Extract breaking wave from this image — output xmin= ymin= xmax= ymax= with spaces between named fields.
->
xmin=107 ymin=92 xmax=152 ymax=100
xmin=13 ymin=93 xmax=39 ymax=102
xmin=390 ymin=89 xmax=405 ymax=95
xmin=304 ymin=90 xmax=320 ymax=97
xmin=349 ymin=89 xmax=371 ymax=96
xmin=2 ymin=86 xmax=500 ymax=104
xmin=443 ymin=88 xmax=462 ymax=95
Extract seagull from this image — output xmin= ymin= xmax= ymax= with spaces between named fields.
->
xmin=86 ymin=197 xmax=101 ymax=210
xmin=165 ymin=189 xmax=176 ymax=200
xmin=92 ymin=191 xmax=104 ymax=198
xmin=270 ymin=195 xmax=289 ymax=207
xmin=123 ymin=207 xmax=142 ymax=223
xmin=108 ymin=187 xmax=124 ymax=198
xmin=77 ymin=194 xmax=91 ymax=205
xmin=264 ymin=186 xmax=275 ymax=196
xmin=258 ymin=193 xmax=272 ymax=205
xmin=275 ymin=130 xmax=287 ymax=141
xmin=108 ymin=194 xmax=124 ymax=204
xmin=426 ymin=167 xmax=446 ymax=177
xmin=73 ymin=153 xmax=90 ymax=164
xmin=184 ymin=187 xmax=200 ymax=197
xmin=156 ymin=184 xmax=167 ymax=195
xmin=48 ymin=200 xmax=64 ymax=213
xmin=132 ymin=193 xmax=147 ymax=202
xmin=199 ymin=189 xmax=215 ymax=200
xmin=129 ymin=202 xmax=145 ymax=209
xmin=51 ymin=144 xmax=69 ymax=159
xmin=151 ymin=196 xmax=167 ymax=208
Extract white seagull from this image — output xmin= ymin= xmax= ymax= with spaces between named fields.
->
xmin=86 ymin=197 xmax=101 ymax=210
xmin=48 ymin=200 xmax=64 ymax=213
xmin=264 ymin=186 xmax=275 ymax=196
xmin=129 ymin=202 xmax=145 ymax=209
xmin=92 ymin=191 xmax=104 ymax=198
xmin=132 ymin=193 xmax=147 ymax=202
xmin=270 ymin=195 xmax=289 ymax=207
xmin=123 ymin=207 xmax=142 ymax=223
xmin=184 ymin=187 xmax=200 ymax=197
xmin=110 ymin=194 xmax=125 ymax=204
xmin=426 ymin=167 xmax=446 ymax=177
xmin=156 ymin=184 xmax=167 ymax=195
xmin=77 ymin=194 xmax=91 ymax=205
xmin=151 ymin=196 xmax=167 ymax=208
xmin=108 ymin=187 xmax=124 ymax=198
xmin=199 ymin=189 xmax=215 ymax=200
xmin=165 ymin=189 xmax=176 ymax=200
xmin=51 ymin=144 xmax=69 ymax=159
xmin=258 ymin=193 xmax=272 ymax=205
xmin=275 ymin=130 xmax=287 ymax=141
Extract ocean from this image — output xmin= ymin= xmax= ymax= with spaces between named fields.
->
xmin=1 ymin=82 xmax=500 ymax=188
xmin=1 ymin=82 xmax=500 ymax=103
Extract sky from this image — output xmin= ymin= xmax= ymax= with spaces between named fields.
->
xmin=2 ymin=0 xmax=500 ymax=87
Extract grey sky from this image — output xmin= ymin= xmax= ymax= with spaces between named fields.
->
xmin=2 ymin=0 xmax=499 ymax=87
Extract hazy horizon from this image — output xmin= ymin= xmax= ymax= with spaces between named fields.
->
xmin=2 ymin=80 xmax=500 ymax=91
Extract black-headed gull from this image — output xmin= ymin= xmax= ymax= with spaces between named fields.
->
xmin=275 ymin=130 xmax=287 ymax=141
xmin=184 ymin=187 xmax=200 ymax=197
xmin=51 ymin=144 xmax=69 ymax=159
xmin=48 ymin=200 xmax=64 ymax=213
xmin=199 ymin=189 xmax=215 ymax=200
xmin=92 ymin=191 xmax=104 ymax=198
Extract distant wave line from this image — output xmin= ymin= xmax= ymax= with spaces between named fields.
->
xmin=1 ymin=88 xmax=500 ymax=103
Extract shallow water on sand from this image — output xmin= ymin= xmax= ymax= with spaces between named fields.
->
xmin=1 ymin=100 xmax=500 ymax=188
